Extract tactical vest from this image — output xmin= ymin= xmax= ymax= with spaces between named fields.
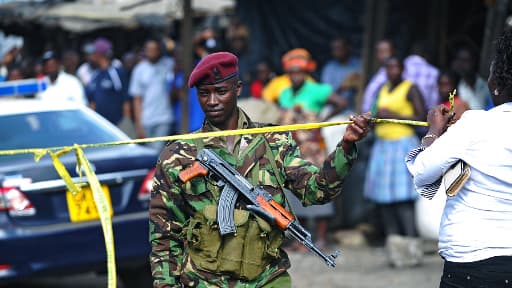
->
xmin=181 ymin=131 xmax=288 ymax=280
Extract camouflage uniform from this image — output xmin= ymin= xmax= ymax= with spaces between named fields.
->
xmin=149 ymin=109 xmax=357 ymax=287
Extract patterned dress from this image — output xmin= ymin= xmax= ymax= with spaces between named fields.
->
xmin=364 ymin=80 xmax=419 ymax=204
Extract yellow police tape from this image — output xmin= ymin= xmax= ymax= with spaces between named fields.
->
xmin=49 ymin=146 xmax=116 ymax=288
xmin=0 ymin=118 xmax=429 ymax=158
xmin=0 ymin=117 xmax=429 ymax=288
xmin=449 ymin=89 xmax=457 ymax=114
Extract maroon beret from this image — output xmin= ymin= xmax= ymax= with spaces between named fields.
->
xmin=188 ymin=52 xmax=239 ymax=88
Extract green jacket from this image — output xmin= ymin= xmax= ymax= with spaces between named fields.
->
xmin=149 ymin=109 xmax=357 ymax=287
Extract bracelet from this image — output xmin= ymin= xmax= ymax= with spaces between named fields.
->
xmin=421 ymin=133 xmax=438 ymax=146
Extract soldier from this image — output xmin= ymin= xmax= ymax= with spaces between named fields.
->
xmin=149 ymin=52 xmax=371 ymax=287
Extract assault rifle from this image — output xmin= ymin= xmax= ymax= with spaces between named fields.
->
xmin=179 ymin=148 xmax=340 ymax=267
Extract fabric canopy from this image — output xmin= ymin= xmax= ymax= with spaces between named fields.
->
xmin=0 ymin=0 xmax=234 ymax=32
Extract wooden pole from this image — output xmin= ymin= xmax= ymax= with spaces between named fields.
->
xmin=180 ymin=0 xmax=193 ymax=133
xmin=356 ymin=0 xmax=388 ymax=113
xmin=357 ymin=0 xmax=375 ymax=114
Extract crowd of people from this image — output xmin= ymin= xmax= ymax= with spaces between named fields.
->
xmin=0 ymin=26 xmax=492 ymax=139
xmin=0 ymin=21 xmax=500 ymax=272
xmin=149 ymin=25 xmax=512 ymax=287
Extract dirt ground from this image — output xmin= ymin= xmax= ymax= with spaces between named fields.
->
xmin=287 ymin=230 xmax=443 ymax=288
xmin=4 ymin=230 xmax=443 ymax=288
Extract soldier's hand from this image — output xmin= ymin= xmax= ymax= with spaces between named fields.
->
xmin=341 ymin=112 xmax=372 ymax=152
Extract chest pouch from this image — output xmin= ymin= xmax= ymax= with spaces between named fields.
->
xmin=182 ymin=204 xmax=284 ymax=280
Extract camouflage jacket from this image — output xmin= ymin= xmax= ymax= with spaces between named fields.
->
xmin=149 ymin=109 xmax=357 ymax=288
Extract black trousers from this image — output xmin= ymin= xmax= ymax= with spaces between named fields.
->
xmin=440 ymin=256 xmax=512 ymax=288
xmin=378 ymin=200 xmax=417 ymax=237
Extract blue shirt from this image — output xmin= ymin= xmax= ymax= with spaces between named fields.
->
xmin=458 ymin=76 xmax=492 ymax=110
xmin=86 ymin=66 xmax=129 ymax=124
xmin=171 ymin=71 xmax=204 ymax=133
xmin=321 ymin=57 xmax=361 ymax=110
xmin=406 ymin=103 xmax=512 ymax=262
xmin=129 ymin=57 xmax=174 ymax=126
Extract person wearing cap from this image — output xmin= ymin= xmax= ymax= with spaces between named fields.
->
xmin=77 ymin=42 xmax=96 ymax=86
xmin=129 ymin=39 xmax=174 ymax=151
xmin=36 ymin=50 xmax=87 ymax=105
xmin=149 ymin=51 xmax=372 ymax=287
xmin=278 ymin=48 xmax=348 ymax=119
xmin=85 ymin=37 xmax=133 ymax=136
xmin=261 ymin=50 xmax=315 ymax=104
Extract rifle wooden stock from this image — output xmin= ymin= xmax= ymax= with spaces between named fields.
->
xmin=179 ymin=161 xmax=208 ymax=183
xmin=255 ymin=195 xmax=294 ymax=230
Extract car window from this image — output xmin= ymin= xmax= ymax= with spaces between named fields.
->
xmin=0 ymin=109 xmax=124 ymax=150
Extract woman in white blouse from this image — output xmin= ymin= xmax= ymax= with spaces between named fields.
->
xmin=406 ymin=30 xmax=512 ymax=287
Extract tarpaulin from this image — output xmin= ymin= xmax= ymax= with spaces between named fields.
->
xmin=236 ymin=0 xmax=365 ymax=76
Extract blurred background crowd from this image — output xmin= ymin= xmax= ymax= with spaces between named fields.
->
xmin=0 ymin=0 xmax=510 ymax=268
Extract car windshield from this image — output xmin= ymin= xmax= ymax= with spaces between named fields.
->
xmin=0 ymin=109 xmax=125 ymax=151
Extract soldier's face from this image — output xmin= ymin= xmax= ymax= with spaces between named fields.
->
xmin=197 ymin=78 xmax=241 ymax=127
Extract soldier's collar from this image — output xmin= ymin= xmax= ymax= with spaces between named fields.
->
xmin=202 ymin=107 xmax=252 ymax=132
xmin=237 ymin=108 xmax=251 ymax=129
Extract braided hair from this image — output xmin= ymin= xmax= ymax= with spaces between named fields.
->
xmin=492 ymin=29 xmax=512 ymax=96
